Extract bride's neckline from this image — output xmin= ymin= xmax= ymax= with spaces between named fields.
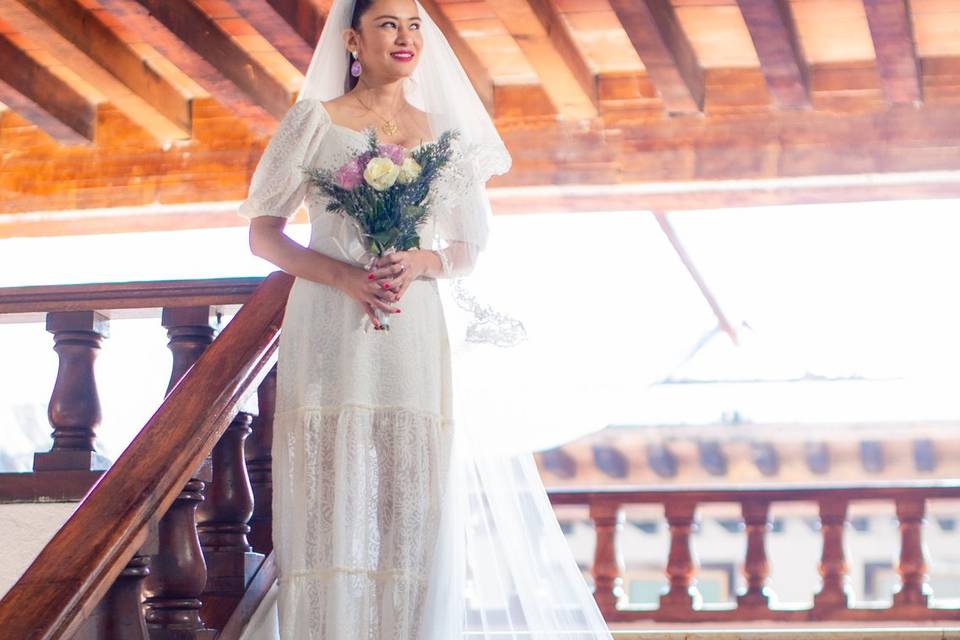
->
xmin=316 ymin=101 xmax=436 ymax=152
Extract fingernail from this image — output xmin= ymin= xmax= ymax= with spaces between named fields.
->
xmin=382 ymin=283 xmax=390 ymax=289
xmin=368 ymin=274 xmax=375 ymax=280
xmin=394 ymin=308 xmax=401 ymax=313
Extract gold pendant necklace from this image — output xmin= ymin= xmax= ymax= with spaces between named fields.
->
xmin=353 ymin=87 xmax=403 ymax=137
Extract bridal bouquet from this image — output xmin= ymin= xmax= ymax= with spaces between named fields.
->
xmin=302 ymin=127 xmax=460 ymax=330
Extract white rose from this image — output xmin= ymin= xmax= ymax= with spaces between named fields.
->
xmin=363 ymin=157 xmax=400 ymax=191
xmin=397 ymin=157 xmax=422 ymax=185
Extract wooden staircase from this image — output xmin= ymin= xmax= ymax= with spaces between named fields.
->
xmin=0 ymin=272 xmax=293 ymax=639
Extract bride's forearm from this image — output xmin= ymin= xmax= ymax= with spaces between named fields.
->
xmin=251 ymin=230 xmax=350 ymax=288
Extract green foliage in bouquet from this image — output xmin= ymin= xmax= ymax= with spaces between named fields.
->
xmin=302 ymin=128 xmax=460 ymax=257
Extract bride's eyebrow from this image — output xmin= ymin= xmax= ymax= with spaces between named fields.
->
xmin=374 ymin=15 xmax=421 ymax=21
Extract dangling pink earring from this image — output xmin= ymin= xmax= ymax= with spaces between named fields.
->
xmin=350 ymin=51 xmax=362 ymax=77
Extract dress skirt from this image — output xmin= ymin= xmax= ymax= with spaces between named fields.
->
xmin=269 ymin=274 xmax=457 ymax=640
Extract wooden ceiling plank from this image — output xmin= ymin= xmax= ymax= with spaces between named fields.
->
xmin=135 ymin=0 xmax=302 ymax=118
xmin=863 ymin=0 xmax=922 ymax=105
xmin=485 ymin=0 xmax=597 ymax=119
xmin=736 ymin=0 xmax=809 ymax=109
xmin=420 ymin=0 xmax=495 ymax=114
xmin=21 ymin=0 xmax=209 ymax=134
xmin=608 ymin=0 xmax=704 ymax=114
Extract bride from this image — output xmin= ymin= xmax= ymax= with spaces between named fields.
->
xmin=238 ymin=0 xmax=614 ymax=637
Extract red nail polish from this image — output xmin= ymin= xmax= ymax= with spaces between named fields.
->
xmin=368 ymin=273 xmax=375 ymax=280
xmin=382 ymin=283 xmax=390 ymax=289
xmin=394 ymin=308 xmax=401 ymax=313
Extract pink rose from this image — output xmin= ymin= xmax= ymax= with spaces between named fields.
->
xmin=378 ymin=143 xmax=406 ymax=165
xmin=335 ymin=157 xmax=364 ymax=190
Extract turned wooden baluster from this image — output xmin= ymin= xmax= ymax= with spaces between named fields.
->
xmin=34 ymin=310 xmax=112 ymax=471
xmin=197 ymin=410 xmax=263 ymax=631
xmin=738 ymin=499 xmax=772 ymax=609
xmin=813 ymin=498 xmax=851 ymax=611
xmin=893 ymin=497 xmax=931 ymax=608
xmin=660 ymin=500 xmax=701 ymax=613
xmin=74 ymin=524 xmax=157 ymax=640
xmin=142 ymin=306 xmax=217 ymax=640
xmin=589 ymin=500 xmax=625 ymax=614
xmin=245 ymin=365 xmax=276 ymax=555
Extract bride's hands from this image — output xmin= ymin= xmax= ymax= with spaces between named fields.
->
xmin=368 ymin=250 xmax=436 ymax=302
xmin=337 ymin=264 xmax=402 ymax=330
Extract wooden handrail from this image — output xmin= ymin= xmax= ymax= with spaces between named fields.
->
xmin=0 ymin=276 xmax=263 ymax=323
xmin=547 ymin=480 xmax=960 ymax=505
xmin=0 ymin=270 xmax=293 ymax=639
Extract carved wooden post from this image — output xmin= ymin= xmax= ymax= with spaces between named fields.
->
xmin=197 ymin=410 xmax=263 ymax=630
xmin=813 ymin=498 xmax=850 ymax=611
xmin=589 ymin=499 xmax=625 ymax=614
xmin=660 ymin=500 xmax=700 ymax=613
xmin=142 ymin=306 xmax=217 ymax=639
xmin=893 ymin=497 xmax=931 ymax=608
xmin=245 ymin=365 xmax=276 ymax=555
xmin=34 ymin=310 xmax=112 ymax=471
xmin=73 ymin=533 xmax=154 ymax=640
xmin=142 ymin=477 xmax=215 ymax=639
xmin=738 ymin=499 xmax=772 ymax=609
xmin=163 ymin=307 xmax=216 ymax=394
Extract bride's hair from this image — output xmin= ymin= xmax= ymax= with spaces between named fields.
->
xmin=346 ymin=0 xmax=377 ymax=91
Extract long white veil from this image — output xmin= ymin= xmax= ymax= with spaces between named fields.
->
xmin=241 ymin=0 xmax=617 ymax=637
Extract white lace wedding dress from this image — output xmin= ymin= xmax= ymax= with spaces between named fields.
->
xmin=237 ymin=98 xmax=613 ymax=639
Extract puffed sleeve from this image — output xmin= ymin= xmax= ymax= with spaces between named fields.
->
xmin=430 ymin=141 xmax=491 ymax=277
xmin=237 ymin=98 xmax=332 ymax=220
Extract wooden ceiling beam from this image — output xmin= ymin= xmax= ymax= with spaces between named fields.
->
xmin=485 ymin=0 xmax=597 ymax=119
xmin=0 ymin=77 xmax=83 ymax=144
xmin=135 ymin=0 xmax=301 ymax=119
xmin=265 ymin=0 xmax=329 ymax=48
xmin=862 ymin=0 xmax=922 ymax=105
xmin=21 ymin=0 xmax=209 ymax=134
xmin=736 ymin=0 xmax=809 ymax=110
xmin=92 ymin=0 xmax=273 ymax=135
xmin=608 ymin=0 xmax=704 ymax=115
xmin=0 ymin=17 xmax=141 ymax=144
xmin=420 ymin=0 xmax=495 ymax=114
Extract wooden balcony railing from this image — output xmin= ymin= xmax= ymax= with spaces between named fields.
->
xmin=0 ymin=273 xmax=291 ymax=639
xmin=550 ymin=483 xmax=960 ymax=623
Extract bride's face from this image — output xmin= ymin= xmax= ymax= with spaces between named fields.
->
xmin=352 ymin=0 xmax=423 ymax=80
